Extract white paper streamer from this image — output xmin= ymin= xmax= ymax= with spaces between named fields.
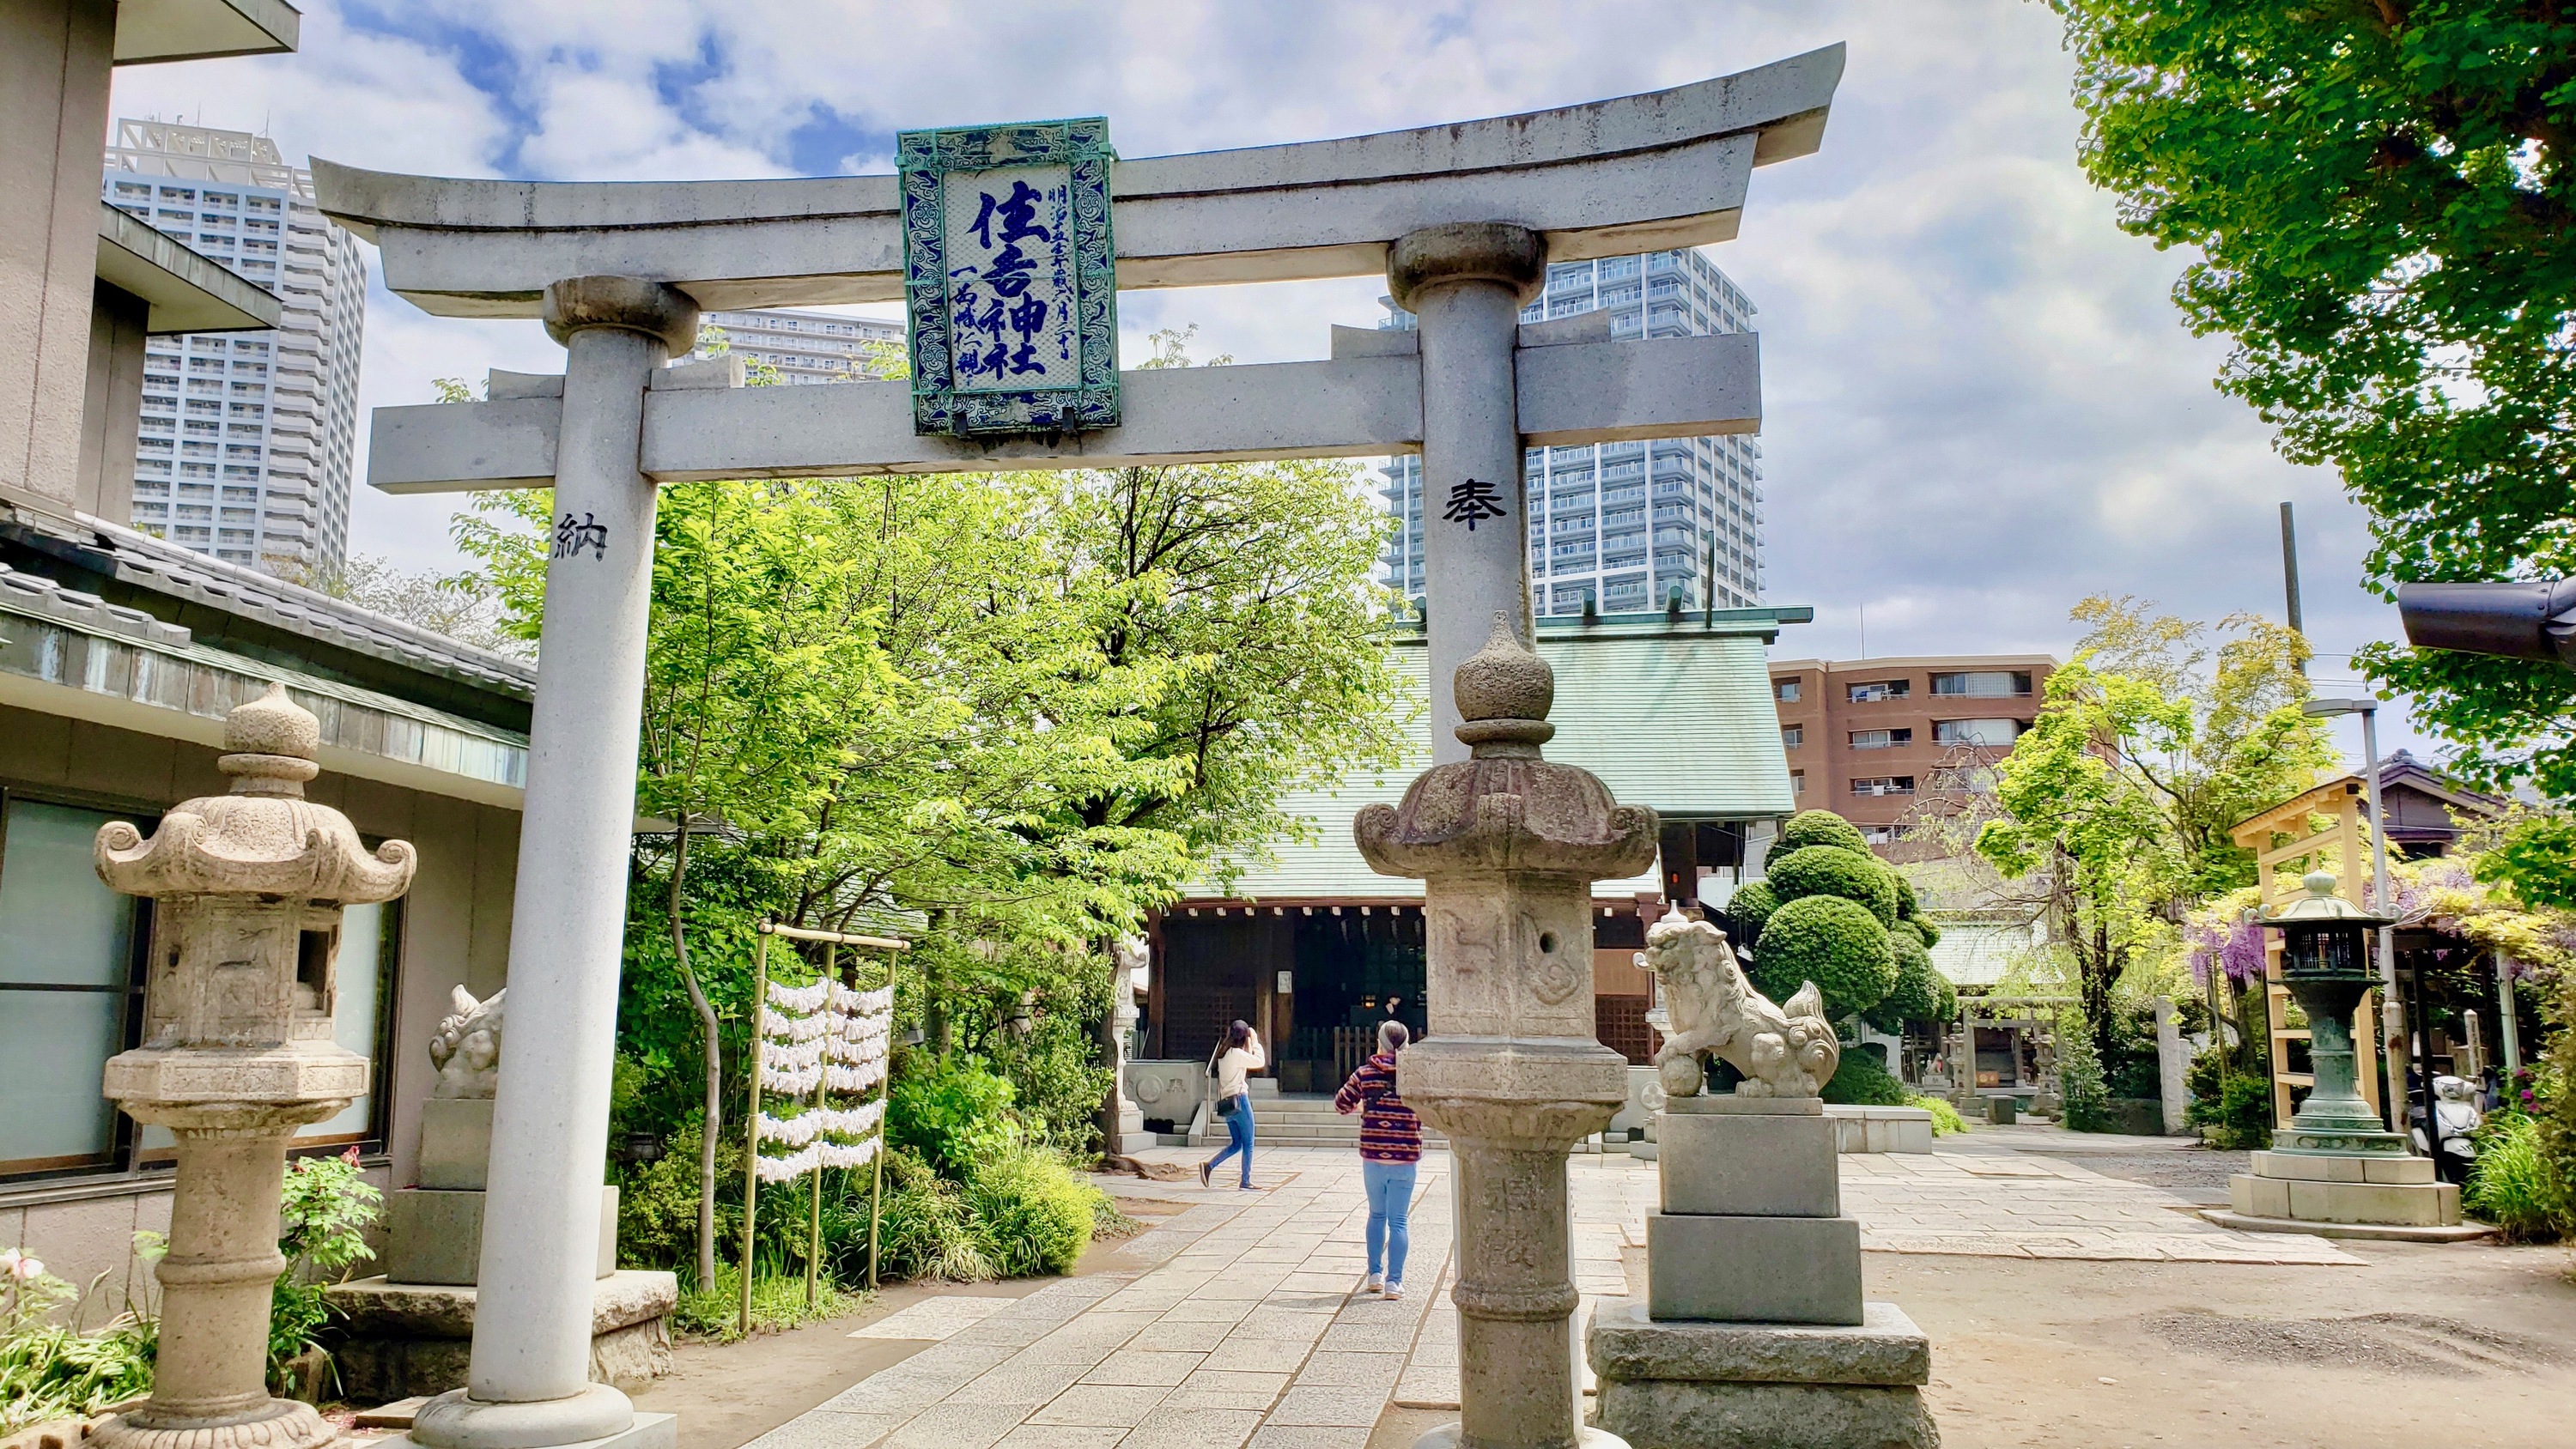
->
xmin=751 ymin=1133 xmax=882 ymax=1183
xmin=823 ymin=1060 xmax=885 ymax=1094
xmin=755 ymin=1100 xmax=884 ymax=1148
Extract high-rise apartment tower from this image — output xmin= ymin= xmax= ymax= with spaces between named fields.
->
xmin=103 ymin=120 xmax=365 ymax=574
xmin=690 ymin=307 xmax=904 ymax=384
xmin=1379 ymin=248 xmax=1765 ymax=615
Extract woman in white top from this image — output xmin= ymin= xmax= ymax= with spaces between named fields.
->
xmin=1200 ymin=1020 xmax=1266 ymax=1190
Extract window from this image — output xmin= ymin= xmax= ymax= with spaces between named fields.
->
xmin=1847 ymin=680 xmax=1911 ymax=703
xmin=1862 ymin=827 xmax=1896 ymax=845
xmin=0 ymin=799 xmax=146 ymax=1178
xmin=1849 ymin=728 xmax=1913 ymax=749
xmin=1774 ymin=679 xmax=1801 ymax=702
xmin=1850 ymin=776 xmax=1917 ymax=797
xmin=1782 ymin=725 xmax=1803 ymax=748
xmin=1934 ymin=718 xmax=2024 ymax=747
xmin=1930 ymin=670 xmax=2033 ymax=698
xmin=1790 ymin=770 xmax=1805 ymax=797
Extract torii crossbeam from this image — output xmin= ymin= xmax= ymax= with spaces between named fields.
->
xmin=313 ymin=45 xmax=1840 ymax=1449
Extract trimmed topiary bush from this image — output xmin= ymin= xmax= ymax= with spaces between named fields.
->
xmin=1764 ymin=809 xmax=1873 ymax=871
xmin=965 ymin=1147 xmax=1106 ymax=1277
xmin=1751 ymin=894 xmax=1895 ymax=1022
xmin=1724 ymin=881 xmax=1779 ymax=951
xmin=1891 ymin=871 xmax=1921 ymax=922
xmin=1863 ymin=926 xmax=1945 ymax=1034
xmin=1768 ymin=846 xmax=1901 ymax=926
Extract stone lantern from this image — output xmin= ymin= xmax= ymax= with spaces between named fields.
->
xmin=90 ymin=682 xmax=416 ymax=1449
xmin=2215 ymin=870 xmax=2476 ymax=1238
xmin=1356 ymin=617 xmax=1657 ymax=1449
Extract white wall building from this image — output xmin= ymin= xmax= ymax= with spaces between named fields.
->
xmin=104 ymin=120 xmax=365 ymax=574
xmin=690 ymin=306 xmax=902 ymax=384
xmin=1379 ymin=248 xmax=1766 ymax=615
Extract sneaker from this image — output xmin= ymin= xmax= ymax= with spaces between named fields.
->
xmin=1385 ymin=1282 xmax=1405 ymax=1300
xmin=1199 ymin=1161 xmax=1212 ymax=1189
xmin=1364 ymin=1274 xmax=1384 ymax=1293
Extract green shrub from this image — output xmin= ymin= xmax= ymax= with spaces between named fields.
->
xmin=869 ymin=1149 xmax=993 ymax=1283
xmin=1863 ymin=928 xmax=1945 ymax=1034
xmin=1891 ymin=871 xmax=1921 ymax=923
xmin=271 ymin=1149 xmax=380 ymax=1391
xmin=965 ymin=1149 xmax=1104 ymax=1278
xmin=1768 ymin=846 xmax=1900 ymax=926
xmin=1905 ymin=1094 xmax=1971 ymax=1137
xmin=1 ymin=1243 xmax=158 ymax=1436
xmin=1822 ymin=1049 xmax=1910 ymax=1106
xmin=2057 ymin=1011 xmax=2113 ymax=1132
xmin=1910 ymin=914 xmax=1941 ymax=948
xmin=2184 ymin=1046 xmax=2274 ymax=1150
xmin=889 ymin=1055 xmax=1023 ymax=1176
xmin=2465 ymin=1113 xmax=2572 ymax=1243
xmin=1751 ymin=894 xmax=1895 ymax=1022
xmin=1724 ymin=882 xmax=1779 ymax=951
xmin=617 ymin=1120 xmax=717 ymax=1274
xmin=1764 ymin=809 xmax=1872 ymax=871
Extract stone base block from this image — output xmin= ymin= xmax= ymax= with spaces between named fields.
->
xmin=1663 ymin=1094 xmax=1822 ymax=1115
xmin=323 ymin=1270 xmax=677 ymax=1405
xmin=386 ymin=1185 xmax=619 ymax=1285
xmin=1825 ymin=1106 xmax=1935 ymax=1155
xmin=1589 ymin=1299 xmax=1929 ymax=1385
xmin=2197 ymin=1209 xmax=2494 ymax=1244
xmin=1593 ymin=1379 xmax=1938 ymax=1449
xmin=1657 ymin=1113 xmax=1838 ymax=1218
xmin=1646 ymin=1215 xmax=1862 ymax=1326
xmin=380 ymin=1411 xmax=676 ymax=1449
xmin=418 ymin=1099 xmax=494 ymax=1190
xmin=2227 ymin=1173 xmax=2460 ymax=1227
xmin=2249 ymin=1150 xmax=2434 ymax=1185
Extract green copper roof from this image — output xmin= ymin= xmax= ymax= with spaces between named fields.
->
xmin=1200 ymin=616 xmax=1797 ymax=902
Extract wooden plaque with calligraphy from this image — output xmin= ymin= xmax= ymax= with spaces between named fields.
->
xmin=897 ymin=116 xmax=1120 ymax=438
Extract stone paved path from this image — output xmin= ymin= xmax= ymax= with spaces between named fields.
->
xmin=745 ymin=1133 xmax=2362 ymax=1449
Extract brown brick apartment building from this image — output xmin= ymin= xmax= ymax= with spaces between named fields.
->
xmin=1769 ymin=655 xmax=2057 ymax=843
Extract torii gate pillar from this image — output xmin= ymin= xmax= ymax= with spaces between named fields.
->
xmin=1395 ymin=223 xmax=1544 ymax=765
xmin=412 ymin=278 xmax=695 ymax=1449
xmin=1364 ymin=224 xmax=1653 ymax=1449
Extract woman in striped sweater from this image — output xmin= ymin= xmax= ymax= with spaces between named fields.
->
xmin=1333 ymin=1019 xmax=1422 ymax=1299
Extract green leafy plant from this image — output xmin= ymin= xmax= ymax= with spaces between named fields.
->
xmin=2465 ymin=1112 xmax=2573 ymax=1244
xmin=963 ymin=1149 xmax=1105 ymax=1278
xmin=2 ymin=1240 xmax=160 ymax=1435
xmin=1864 ymin=926 xmax=1952 ymax=1035
xmin=2056 ymin=1008 xmax=2114 ymax=1132
xmin=888 ymin=1056 xmax=1024 ymax=1177
xmin=2184 ymin=1046 xmax=2275 ymax=1150
xmin=270 ymin=1149 xmax=380 ymax=1391
xmin=666 ymin=1262 xmax=866 ymax=1343
xmin=1905 ymin=1094 xmax=1971 ymax=1137
xmin=868 ymin=1150 xmax=993 ymax=1283
xmin=1723 ymin=882 xmax=1779 ymax=952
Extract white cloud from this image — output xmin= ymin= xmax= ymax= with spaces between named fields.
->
xmin=99 ymin=0 xmax=2430 ymax=763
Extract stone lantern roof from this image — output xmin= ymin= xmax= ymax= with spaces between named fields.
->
xmin=95 ymin=682 xmax=416 ymax=902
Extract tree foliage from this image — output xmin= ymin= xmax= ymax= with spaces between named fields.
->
xmin=1972 ymin=598 xmax=2336 ymax=1053
xmin=2057 ymin=2 xmax=2576 ymax=794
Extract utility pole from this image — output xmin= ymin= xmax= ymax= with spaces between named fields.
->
xmin=2281 ymin=502 xmax=2306 ymax=674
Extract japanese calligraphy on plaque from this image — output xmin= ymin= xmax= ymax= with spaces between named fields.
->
xmin=898 ymin=117 xmax=1120 ymax=438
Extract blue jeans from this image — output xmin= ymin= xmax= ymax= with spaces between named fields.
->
xmin=1363 ymin=1159 xmax=1416 ymax=1282
xmin=1207 ymin=1103 xmax=1255 ymax=1187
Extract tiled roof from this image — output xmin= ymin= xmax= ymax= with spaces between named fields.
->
xmin=77 ymin=513 xmax=535 ymax=700
xmin=1194 ymin=618 xmax=1797 ymax=903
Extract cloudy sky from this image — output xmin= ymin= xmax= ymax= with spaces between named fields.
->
xmin=109 ymin=0 xmax=2426 ymax=761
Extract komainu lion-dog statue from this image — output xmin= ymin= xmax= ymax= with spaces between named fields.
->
xmin=1636 ymin=915 xmax=1838 ymax=1098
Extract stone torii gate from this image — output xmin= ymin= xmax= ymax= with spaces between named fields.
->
xmin=315 ymin=46 xmax=1840 ymax=1449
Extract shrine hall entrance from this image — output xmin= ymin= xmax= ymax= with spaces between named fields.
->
xmin=1152 ymin=907 xmax=1427 ymax=1094
xmin=1149 ymin=902 xmax=1662 ymax=1093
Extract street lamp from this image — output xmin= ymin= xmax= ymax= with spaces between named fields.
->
xmin=2302 ymin=695 xmax=2402 ymax=1131
xmin=2258 ymin=871 xmax=2409 ymax=1159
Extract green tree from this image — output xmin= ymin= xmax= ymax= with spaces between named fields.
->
xmin=1973 ymin=598 xmax=2337 ymax=1057
xmin=2056 ymin=3 xmax=2576 ymax=795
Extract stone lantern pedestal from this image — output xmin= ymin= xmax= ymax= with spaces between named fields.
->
xmin=1356 ymin=618 xmax=1656 ymax=1449
xmin=90 ymin=684 xmax=416 ymax=1449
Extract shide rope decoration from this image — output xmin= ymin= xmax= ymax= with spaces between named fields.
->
xmin=740 ymin=920 xmax=910 ymax=1333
